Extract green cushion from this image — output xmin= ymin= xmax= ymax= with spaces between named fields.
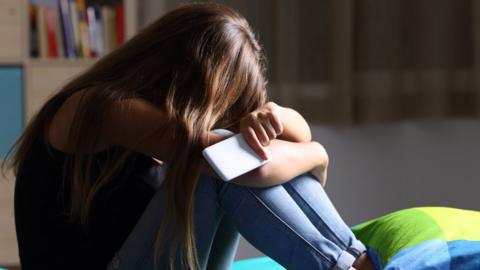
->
xmin=351 ymin=207 xmax=480 ymax=269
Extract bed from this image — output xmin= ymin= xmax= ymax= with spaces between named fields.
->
xmin=232 ymin=207 xmax=480 ymax=270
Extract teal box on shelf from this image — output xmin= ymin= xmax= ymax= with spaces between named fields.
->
xmin=0 ymin=67 xmax=23 ymax=159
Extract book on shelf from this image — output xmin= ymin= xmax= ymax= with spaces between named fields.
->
xmin=29 ymin=5 xmax=39 ymax=57
xmin=69 ymin=0 xmax=80 ymax=56
xmin=36 ymin=5 xmax=48 ymax=58
xmin=87 ymin=5 xmax=102 ymax=58
xmin=45 ymin=7 xmax=58 ymax=57
xmin=94 ymin=6 xmax=104 ymax=57
xmin=59 ymin=0 xmax=76 ymax=58
xmin=115 ymin=3 xmax=124 ymax=47
xmin=53 ymin=6 xmax=65 ymax=58
xmin=102 ymin=6 xmax=116 ymax=54
xmin=76 ymin=0 xmax=91 ymax=58
xmin=30 ymin=0 xmax=126 ymax=60
xmin=86 ymin=6 xmax=95 ymax=57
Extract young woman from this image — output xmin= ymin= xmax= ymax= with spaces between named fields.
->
xmin=3 ymin=3 xmax=375 ymax=270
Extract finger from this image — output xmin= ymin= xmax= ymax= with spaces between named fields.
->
xmin=262 ymin=118 xmax=277 ymax=140
xmin=244 ymin=127 xmax=269 ymax=160
xmin=269 ymin=112 xmax=284 ymax=135
xmin=252 ymin=120 xmax=270 ymax=146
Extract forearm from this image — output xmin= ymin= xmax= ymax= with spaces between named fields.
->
xmin=231 ymin=139 xmax=328 ymax=187
xmin=278 ymin=106 xmax=312 ymax=143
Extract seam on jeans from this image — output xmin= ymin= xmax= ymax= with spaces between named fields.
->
xmin=284 ymin=181 xmax=349 ymax=250
xmin=346 ymin=248 xmax=359 ymax=258
xmin=245 ymin=188 xmax=335 ymax=266
xmin=218 ymin=183 xmax=249 ymax=219
xmin=208 ymin=177 xmax=223 ymax=210
xmin=346 ymin=243 xmax=364 ymax=258
xmin=218 ymin=180 xmax=231 ymax=202
xmin=334 ymin=250 xmax=357 ymax=270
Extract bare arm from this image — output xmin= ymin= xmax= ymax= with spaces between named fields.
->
xmin=100 ymin=98 xmax=178 ymax=163
xmin=239 ymin=102 xmax=312 ymax=159
xmin=276 ymin=105 xmax=312 ymax=143
xmin=275 ymin=106 xmax=329 ymax=186
xmin=230 ymin=139 xmax=328 ymax=187
xmin=99 ymin=98 xmax=326 ymax=187
xmin=223 ymin=101 xmax=328 ymax=187
xmin=48 ymin=92 xmax=178 ymax=161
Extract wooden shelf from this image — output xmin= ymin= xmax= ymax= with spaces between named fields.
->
xmin=0 ymin=58 xmax=96 ymax=67
xmin=27 ymin=58 xmax=96 ymax=67
xmin=0 ymin=58 xmax=25 ymax=66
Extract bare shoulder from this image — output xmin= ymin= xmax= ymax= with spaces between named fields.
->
xmin=101 ymin=97 xmax=174 ymax=162
xmin=47 ymin=91 xmax=92 ymax=153
xmin=48 ymin=92 xmax=174 ymax=161
xmin=47 ymin=93 xmax=157 ymax=148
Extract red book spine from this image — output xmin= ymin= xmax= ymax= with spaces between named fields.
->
xmin=115 ymin=3 xmax=124 ymax=47
xmin=45 ymin=7 xmax=58 ymax=58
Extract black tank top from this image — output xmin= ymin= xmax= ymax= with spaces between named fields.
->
xmin=14 ymin=134 xmax=158 ymax=269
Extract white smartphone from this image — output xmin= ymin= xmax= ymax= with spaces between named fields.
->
xmin=202 ymin=133 xmax=271 ymax=181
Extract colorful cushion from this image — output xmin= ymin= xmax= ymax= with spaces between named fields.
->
xmin=232 ymin=207 xmax=480 ymax=270
xmin=352 ymin=207 xmax=480 ymax=269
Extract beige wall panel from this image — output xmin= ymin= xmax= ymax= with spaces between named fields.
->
xmin=26 ymin=64 xmax=87 ymax=122
xmin=0 ymin=171 xmax=18 ymax=265
xmin=0 ymin=0 xmax=23 ymax=59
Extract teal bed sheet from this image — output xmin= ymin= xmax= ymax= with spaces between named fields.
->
xmin=232 ymin=257 xmax=285 ymax=270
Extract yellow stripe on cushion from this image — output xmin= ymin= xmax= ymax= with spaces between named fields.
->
xmin=419 ymin=207 xmax=480 ymax=242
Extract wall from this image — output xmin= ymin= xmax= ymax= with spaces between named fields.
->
xmin=235 ymin=119 xmax=480 ymax=259
xmin=0 ymin=171 xmax=17 ymax=266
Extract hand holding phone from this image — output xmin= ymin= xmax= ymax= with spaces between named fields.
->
xmin=239 ymin=102 xmax=284 ymax=160
xmin=202 ymin=133 xmax=271 ymax=181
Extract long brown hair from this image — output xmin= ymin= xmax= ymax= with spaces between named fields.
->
xmin=2 ymin=3 xmax=267 ymax=269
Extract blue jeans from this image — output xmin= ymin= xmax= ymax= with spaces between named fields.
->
xmin=106 ymin=173 xmax=366 ymax=270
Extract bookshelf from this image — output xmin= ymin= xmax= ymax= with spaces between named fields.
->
xmin=0 ymin=0 xmax=138 ymax=122
xmin=0 ymin=0 xmax=139 ymax=265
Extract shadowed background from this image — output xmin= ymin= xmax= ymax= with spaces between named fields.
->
xmin=138 ymin=0 xmax=480 ymax=260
